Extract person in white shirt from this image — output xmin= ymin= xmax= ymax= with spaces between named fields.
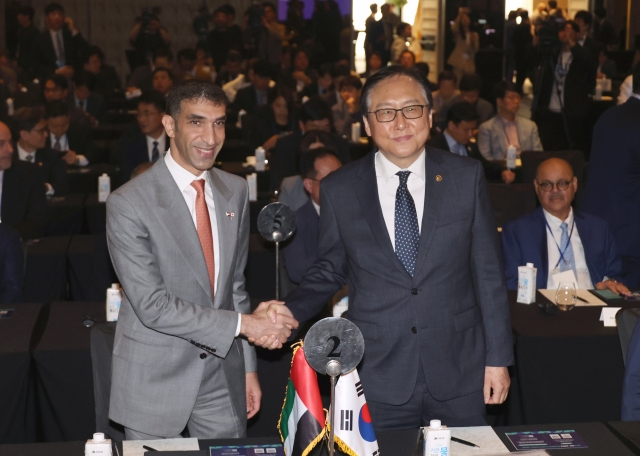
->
xmin=502 ymin=158 xmax=630 ymax=294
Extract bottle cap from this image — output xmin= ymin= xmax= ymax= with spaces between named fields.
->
xmin=111 ymin=283 xmax=119 ymax=289
xmin=430 ymin=419 xmax=441 ymax=428
xmin=526 ymin=263 xmax=534 ymax=267
xmin=93 ymin=433 xmax=105 ymax=442
xmin=101 ymin=173 xmax=108 ymax=177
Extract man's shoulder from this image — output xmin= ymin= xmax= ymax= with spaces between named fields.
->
xmin=503 ymin=208 xmax=542 ymax=234
xmin=210 ymin=167 xmax=247 ymax=192
xmin=479 ymin=116 xmax=499 ymax=131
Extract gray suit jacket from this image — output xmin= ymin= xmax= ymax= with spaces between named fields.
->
xmin=478 ymin=115 xmax=543 ymax=161
xmin=106 ymin=156 xmax=256 ymax=436
xmin=286 ymin=148 xmax=514 ymax=406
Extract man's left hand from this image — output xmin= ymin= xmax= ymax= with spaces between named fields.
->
xmin=596 ymin=279 xmax=631 ymax=296
xmin=501 ymin=169 xmax=516 ymax=185
xmin=484 ymin=366 xmax=510 ymax=404
xmin=63 ymin=149 xmax=77 ymax=165
xmin=246 ymin=372 xmax=262 ymax=419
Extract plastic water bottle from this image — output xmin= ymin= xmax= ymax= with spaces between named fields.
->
xmin=506 ymin=145 xmax=517 ymax=170
xmin=255 ymin=147 xmax=266 ymax=171
xmin=106 ymin=283 xmax=122 ymax=322
xmin=98 ymin=173 xmax=110 ymax=202
xmin=85 ymin=432 xmax=112 ymax=456
xmin=424 ymin=420 xmax=450 ymax=456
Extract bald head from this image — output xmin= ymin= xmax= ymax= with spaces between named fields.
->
xmin=534 ymin=158 xmax=577 ymax=220
xmin=0 ymin=121 xmax=14 ymax=171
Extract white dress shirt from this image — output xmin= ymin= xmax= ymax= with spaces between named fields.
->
xmin=312 ymin=200 xmax=320 ymax=216
xmin=549 ymin=51 xmax=572 ymax=113
xmin=375 ymin=150 xmax=426 ymax=250
xmin=544 ymin=208 xmax=593 ymax=289
xmin=49 ymin=29 xmax=64 ymax=63
xmin=164 ymin=150 xmax=241 ymax=335
xmin=146 ymin=133 xmax=167 ymax=162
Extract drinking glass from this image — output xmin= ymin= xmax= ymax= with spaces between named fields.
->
xmin=555 ymin=281 xmax=577 ymax=311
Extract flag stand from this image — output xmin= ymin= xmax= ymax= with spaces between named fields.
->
xmin=326 ymin=359 xmax=343 ymax=456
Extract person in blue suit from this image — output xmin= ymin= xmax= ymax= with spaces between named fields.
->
xmin=582 ymin=62 xmax=640 ymax=289
xmin=0 ymin=223 xmax=24 ymax=304
xmin=282 ymin=147 xmax=342 ymax=284
xmin=623 ymin=317 xmax=640 ymax=420
xmin=502 ymin=158 xmax=629 ymax=294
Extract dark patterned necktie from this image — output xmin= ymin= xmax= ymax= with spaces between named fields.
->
xmin=394 ymin=171 xmax=420 ymax=276
xmin=151 ymin=141 xmax=159 ymax=162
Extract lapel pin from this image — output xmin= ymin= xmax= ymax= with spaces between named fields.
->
xmin=226 ymin=212 xmax=235 ymax=219
xmin=435 ymin=175 xmax=442 ymax=182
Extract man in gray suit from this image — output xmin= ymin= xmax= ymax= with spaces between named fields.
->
xmin=280 ymin=66 xmax=514 ymax=431
xmin=478 ymin=81 xmax=543 ymax=161
xmin=107 ymin=81 xmax=297 ymax=440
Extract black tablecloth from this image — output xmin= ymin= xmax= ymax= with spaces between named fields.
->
xmin=67 ymin=164 xmax=120 ymax=194
xmin=43 ymin=194 xmax=85 ymax=236
xmin=0 ymin=304 xmax=43 ymax=444
xmin=83 ymin=193 xmax=107 ymax=235
xmin=23 ymin=236 xmax=71 ymax=303
xmin=67 ymin=234 xmax=118 ymax=302
xmin=607 ymin=421 xmax=640 ymax=454
xmin=32 ymin=302 xmax=106 ymax=442
xmin=507 ymin=290 xmax=625 ymax=425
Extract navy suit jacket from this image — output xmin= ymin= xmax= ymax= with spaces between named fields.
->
xmin=502 ymin=206 xmax=624 ymax=290
xmin=582 ymin=97 xmax=640 ymax=260
xmin=46 ymin=123 xmax=97 ymax=163
xmin=623 ymin=317 xmax=640 ymax=420
xmin=283 ymin=199 xmax=319 ymax=284
xmin=285 ymin=148 xmax=514 ymax=405
xmin=0 ymin=224 xmax=24 ymax=304
xmin=119 ymin=133 xmax=169 ymax=183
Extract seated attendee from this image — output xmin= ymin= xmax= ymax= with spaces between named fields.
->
xmin=231 ymin=60 xmax=272 ymax=116
xmin=194 ymin=44 xmax=217 ymax=83
xmin=127 ymin=48 xmax=172 ymax=94
xmin=215 ymin=50 xmax=244 ymax=87
xmin=283 ymin=148 xmax=342 ymax=284
xmin=596 ymin=49 xmax=617 ymax=79
xmin=478 ymin=81 xmax=543 ymax=161
xmin=151 ymin=68 xmax=175 ymax=96
xmin=118 ymin=91 xmax=168 ymax=182
xmin=428 ymin=102 xmax=514 ymax=184
xmin=13 ymin=107 xmax=68 ymax=196
xmin=270 ymin=96 xmax=350 ymax=192
xmin=391 ymin=22 xmax=412 ymax=64
xmin=0 ymin=121 xmax=46 ymax=239
xmin=43 ymin=74 xmax=89 ymax=125
xmin=73 ymin=71 xmax=106 ymax=124
xmin=414 ymin=62 xmax=439 ymax=92
xmin=45 ymin=100 xmax=95 ymax=166
xmin=320 ymin=63 xmax=351 ymax=107
xmin=432 ymin=70 xmax=461 ymax=130
xmin=301 ymin=62 xmax=334 ymax=99
xmin=288 ymin=49 xmax=317 ymax=93
xmin=502 ymin=158 xmax=629 ymax=293
xmin=360 ymin=51 xmax=383 ymax=80
xmin=332 ymin=75 xmax=364 ymax=138
xmin=0 ymin=224 xmax=24 ymax=304
xmin=399 ymin=50 xmax=416 ymax=69
xmin=446 ymin=73 xmax=495 ymax=125
xmin=623 ymin=318 xmax=640 ymax=420
xmin=81 ymin=46 xmax=122 ymax=99
xmin=248 ymin=85 xmax=295 ymax=151
xmin=174 ymin=48 xmax=197 ymax=83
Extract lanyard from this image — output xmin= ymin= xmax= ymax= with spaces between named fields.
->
xmin=501 ymin=118 xmax=518 ymax=147
xmin=545 ymin=218 xmax=575 ymax=270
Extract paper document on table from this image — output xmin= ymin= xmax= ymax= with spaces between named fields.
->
xmin=123 ymin=437 xmax=199 ymax=456
xmin=538 ymin=289 xmax=607 ymax=306
xmin=448 ymin=426 xmax=509 ymax=455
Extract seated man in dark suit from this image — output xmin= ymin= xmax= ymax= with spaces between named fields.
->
xmin=283 ymin=148 xmax=342 ymax=284
xmin=151 ymin=68 xmax=175 ymax=96
xmin=29 ymin=2 xmax=89 ymax=80
xmin=0 ymin=224 xmax=25 ymax=304
xmin=118 ymin=91 xmax=169 ymax=182
xmin=502 ymin=158 xmax=630 ymax=294
xmin=0 ymin=121 xmax=47 ymax=239
xmin=230 ymin=60 xmax=272 ymax=118
xmin=73 ymin=71 xmax=106 ymax=124
xmin=43 ymin=74 xmax=89 ymax=125
xmin=270 ymin=96 xmax=350 ymax=192
xmin=300 ymin=62 xmax=334 ymax=99
xmin=127 ymin=48 xmax=173 ymax=94
xmin=428 ymin=102 xmax=514 ymax=184
xmin=45 ymin=100 xmax=95 ymax=165
xmin=81 ymin=46 xmax=122 ymax=100
xmin=623 ymin=318 xmax=640 ymax=420
xmin=444 ymin=74 xmax=495 ymax=126
xmin=13 ymin=107 xmax=68 ymax=196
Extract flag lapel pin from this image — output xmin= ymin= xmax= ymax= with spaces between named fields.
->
xmin=226 ymin=212 xmax=235 ymax=219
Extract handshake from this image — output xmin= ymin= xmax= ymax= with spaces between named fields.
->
xmin=240 ymin=301 xmax=299 ymax=350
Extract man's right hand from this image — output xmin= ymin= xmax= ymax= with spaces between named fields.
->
xmin=241 ymin=301 xmax=298 ymax=350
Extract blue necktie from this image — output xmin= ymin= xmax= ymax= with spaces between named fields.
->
xmin=559 ymin=222 xmax=577 ymax=278
xmin=395 ymin=171 xmax=420 ymax=276
xmin=151 ymin=141 xmax=160 ymax=163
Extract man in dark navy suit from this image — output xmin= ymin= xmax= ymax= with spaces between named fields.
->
xmin=0 ymin=121 xmax=47 ymax=240
xmin=502 ymin=158 xmax=629 ymax=294
xmin=283 ymin=148 xmax=342 ymax=284
xmin=117 ymin=91 xmax=169 ymax=182
xmin=0 ymin=224 xmax=25 ymax=304
xmin=623 ymin=318 xmax=640 ymax=420
xmin=274 ymin=66 xmax=513 ymax=431
xmin=582 ymin=62 xmax=640 ymax=288
xmin=45 ymin=100 xmax=96 ymax=165
xmin=13 ymin=107 xmax=68 ymax=196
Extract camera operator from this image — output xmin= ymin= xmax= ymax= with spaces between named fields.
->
xmin=129 ymin=8 xmax=171 ymax=60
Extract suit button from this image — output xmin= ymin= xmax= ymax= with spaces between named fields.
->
xmin=411 ymin=327 xmax=417 ymax=334
xmin=212 ymin=348 xmax=216 ymax=353
xmin=411 ymin=288 xmax=418 ymax=295
xmin=200 ymin=353 xmax=207 ymax=359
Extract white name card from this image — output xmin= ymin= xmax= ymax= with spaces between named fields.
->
xmin=600 ymin=307 xmax=622 ymax=327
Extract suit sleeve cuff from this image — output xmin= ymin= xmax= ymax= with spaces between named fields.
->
xmin=235 ymin=313 xmax=242 ymax=337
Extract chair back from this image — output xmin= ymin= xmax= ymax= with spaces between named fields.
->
xmin=488 ymin=183 xmax=537 ymax=229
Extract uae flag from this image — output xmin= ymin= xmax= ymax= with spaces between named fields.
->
xmin=278 ymin=343 xmax=326 ymax=456
xmin=331 ymin=369 xmax=380 ymax=456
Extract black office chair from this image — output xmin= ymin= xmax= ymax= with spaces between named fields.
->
xmin=488 ymin=183 xmax=537 ymax=229
xmin=617 ymin=308 xmax=640 ymax=365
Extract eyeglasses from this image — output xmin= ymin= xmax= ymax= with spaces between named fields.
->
xmin=535 ymin=179 xmax=574 ymax=192
xmin=367 ymin=104 xmax=429 ymax=123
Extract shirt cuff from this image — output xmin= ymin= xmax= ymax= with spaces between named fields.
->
xmin=45 ymin=182 xmax=55 ymax=196
xmin=235 ymin=313 xmax=242 ymax=337
xmin=76 ymin=154 xmax=89 ymax=167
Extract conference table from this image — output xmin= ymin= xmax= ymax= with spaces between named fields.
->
xmin=1 ymin=422 xmax=640 ymax=455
